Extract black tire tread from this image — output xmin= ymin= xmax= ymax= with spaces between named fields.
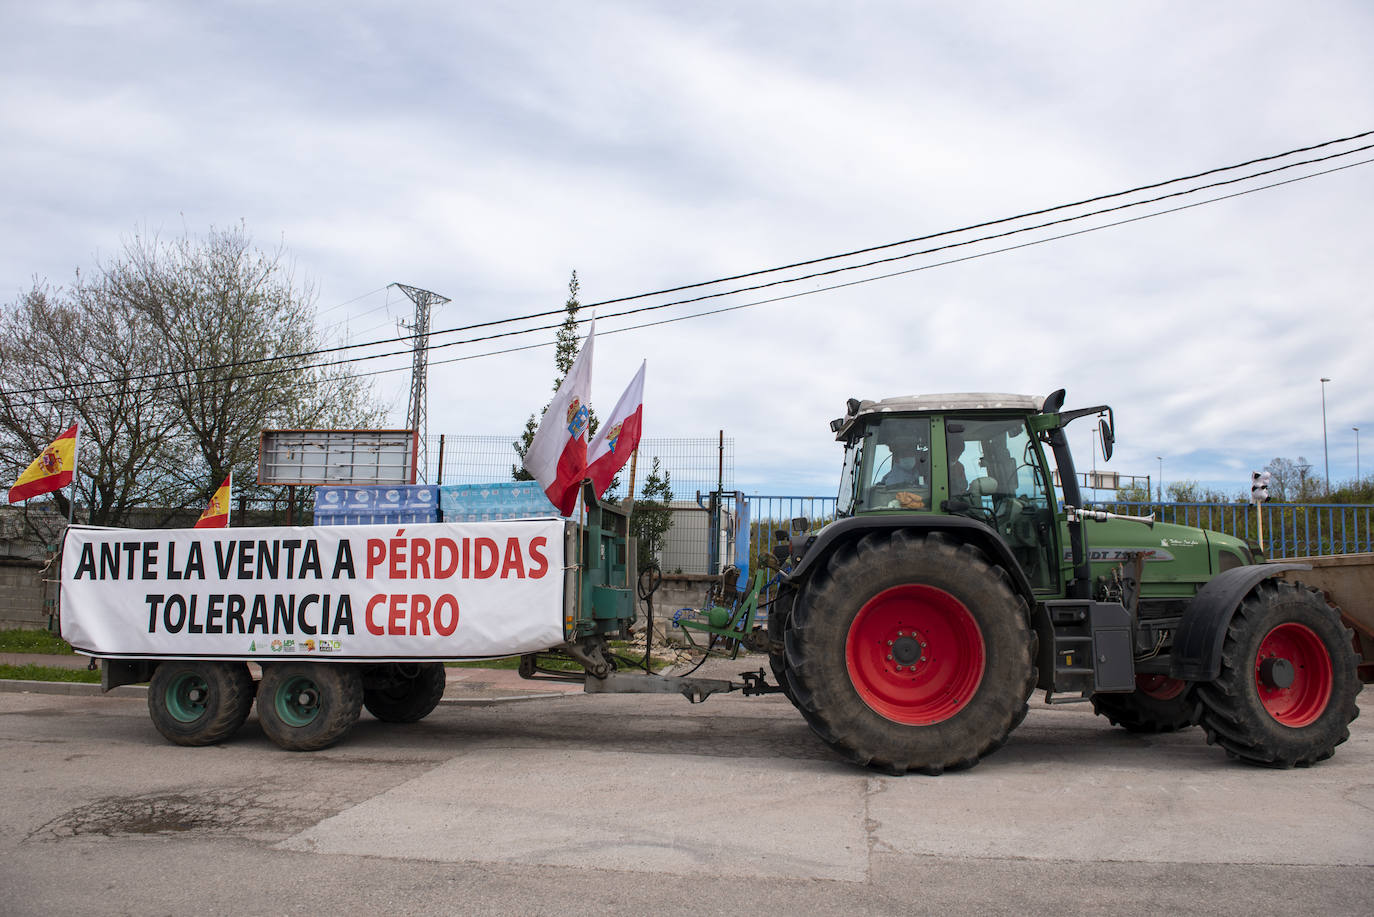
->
xmin=363 ymin=663 xmax=447 ymax=723
xmin=1194 ymin=580 xmax=1360 ymax=768
xmin=257 ymin=663 xmax=364 ymax=752
xmin=1091 ymin=683 xmax=1198 ymax=733
xmin=784 ymin=530 xmax=1037 ymax=775
xmin=147 ymin=661 xmax=255 ymax=747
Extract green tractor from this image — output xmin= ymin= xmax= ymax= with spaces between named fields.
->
xmin=768 ymin=390 xmax=1362 ymax=774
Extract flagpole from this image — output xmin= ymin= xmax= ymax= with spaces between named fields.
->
xmin=626 ymin=449 xmax=639 ymax=503
xmin=227 ymin=472 xmax=233 ymax=528
xmin=67 ymin=424 xmax=79 ymax=526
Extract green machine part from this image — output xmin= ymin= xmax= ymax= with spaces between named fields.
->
xmin=570 ymin=482 xmax=636 ymax=639
xmin=678 ymin=565 xmax=772 ymax=657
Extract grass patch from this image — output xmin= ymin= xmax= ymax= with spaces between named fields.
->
xmin=0 ymin=628 xmax=74 ymax=655
xmin=0 ymin=663 xmax=100 ymax=684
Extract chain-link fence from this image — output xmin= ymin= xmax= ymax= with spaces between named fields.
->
xmin=424 ymin=434 xmax=733 ymax=502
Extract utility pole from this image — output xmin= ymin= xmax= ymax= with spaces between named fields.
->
xmin=391 ymin=283 xmax=450 ymax=483
xmin=1320 ymin=377 xmax=1331 ymax=495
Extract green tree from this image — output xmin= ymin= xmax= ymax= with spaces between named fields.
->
xmin=1115 ymin=482 xmax=1151 ymax=502
xmin=1165 ymin=480 xmax=1232 ymax=504
xmin=512 ymin=271 xmax=597 ymax=480
xmin=629 ymin=457 xmax=673 ymax=572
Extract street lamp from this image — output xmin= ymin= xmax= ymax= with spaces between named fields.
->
xmin=1320 ymin=377 xmax=1331 ymax=495
xmin=1356 ymin=426 xmax=1362 ymax=482
xmin=1156 ymin=456 xmax=1163 ymax=502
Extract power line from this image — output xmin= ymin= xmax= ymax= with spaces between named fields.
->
xmin=14 ymin=153 xmax=1373 ymax=416
xmin=4 ymin=133 xmax=1373 ymax=408
xmin=573 ymin=128 xmax=1374 ymax=310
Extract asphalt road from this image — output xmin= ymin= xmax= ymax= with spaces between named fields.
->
xmin=1 ymin=675 xmax=1370 ymax=917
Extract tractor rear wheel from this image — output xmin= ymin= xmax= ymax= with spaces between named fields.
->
xmin=1194 ymin=580 xmax=1360 ymax=768
xmin=363 ymin=663 xmax=447 ymax=723
xmin=147 ymin=661 xmax=256 ymax=746
xmin=783 ymin=530 xmax=1036 ymax=775
xmin=257 ymin=662 xmax=363 ymax=751
xmin=1091 ymin=675 xmax=1197 ymax=733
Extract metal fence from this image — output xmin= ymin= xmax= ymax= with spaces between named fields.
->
xmin=709 ymin=497 xmax=1373 ymax=574
xmin=423 ymin=434 xmax=733 ymax=502
xmin=733 ymin=497 xmax=1372 ymax=560
xmin=1091 ymin=501 xmax=1374 ymax=558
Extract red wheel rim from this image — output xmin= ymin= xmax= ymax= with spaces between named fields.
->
xmin=1136 ymin=674 xmax=1186 ymax=700
xmin=1254 ymin=622 xmax=1332 ymax=727
xmin=845 ymin=583 xmax=985 ymax=725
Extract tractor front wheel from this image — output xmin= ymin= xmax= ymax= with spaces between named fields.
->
xmin=1194 ymin=580 xmax=1360 ymax=768
xmin=783 ymin=530 xmax=1036 ymax=775
xmin=1091 ymin=675 xmax=1197 ymax=733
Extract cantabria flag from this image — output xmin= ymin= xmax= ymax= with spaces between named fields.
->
xmin=587 ymin=360 xmax=644 ymax=500
xmin=523 ymin=316 xmax=594 ymax=516
xmin=8 ymin=424 xmax=78 ymax=504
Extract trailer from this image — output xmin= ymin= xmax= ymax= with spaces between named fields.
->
xmin=1273 ymin=552 xmax=1374 ymax=684
xmin=64 ymin=484 xmax=752 ymax=751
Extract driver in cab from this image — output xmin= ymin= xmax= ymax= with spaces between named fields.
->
xmin=877 ymin=430 xmax=929 ymax=509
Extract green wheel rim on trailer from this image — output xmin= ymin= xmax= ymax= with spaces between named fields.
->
xmin=273 ymin=674 xmax=323 ymax=727
xmin=163 ymin=671 xmax=211 ymax=723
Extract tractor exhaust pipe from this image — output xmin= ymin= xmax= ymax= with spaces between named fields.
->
xmin=1065 ymin=505 xmax=1155 ymax=529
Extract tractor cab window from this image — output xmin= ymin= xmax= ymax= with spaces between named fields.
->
xmin=945 ymin=416 xmax=1058 ymax=590
xmin=855 ymin=417 xmax=932 ymax=512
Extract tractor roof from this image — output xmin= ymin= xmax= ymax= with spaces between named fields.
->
xmin=832 ymin=392 xmax=1042 ymax=440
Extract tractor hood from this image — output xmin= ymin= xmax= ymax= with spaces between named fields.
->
xmin=1080 ymin=518 xmax=1249 ymax=597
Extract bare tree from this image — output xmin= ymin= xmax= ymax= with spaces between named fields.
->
xmin=0 ymin=280 xmax=184 ymax=525
xmin=0 ymin=224 xmax=385 ymax=527
xmin=104 ymin=225 xmax=384 ymax=508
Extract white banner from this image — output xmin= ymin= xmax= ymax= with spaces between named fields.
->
xmin=61 ymin=519 xmax=568 ymax=662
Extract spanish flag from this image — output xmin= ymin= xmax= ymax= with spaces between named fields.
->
xmin=194 ymin=473 xmax=232 ymax=528
xmin=8 ymin=424 xmax=78 ymax=504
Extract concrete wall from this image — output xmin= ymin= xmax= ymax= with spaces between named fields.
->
xmin=636 ymin=572 xmax=717 ymax=643
xmin=0 ymin=508 xmax=63 ymax=631
xmin=0 ymin=556 xmax=53 ymax=630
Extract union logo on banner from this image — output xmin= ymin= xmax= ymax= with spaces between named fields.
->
xmin=566 ymin=398 xmax=590 ymax=437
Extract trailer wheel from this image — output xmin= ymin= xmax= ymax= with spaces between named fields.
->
xmin=784 ymin=530 xmax=1036 ymax=775
xmin=363 ymin=663 xmax=447 ymax=723
xmin=1195 ymin=580 xmax=1360 ymax=768
xmin=1091 ymin=675 xmax=1198 ymax=733
xmin=257 ymin=663 xmax=363 ymax=751
xmin=147 ymin=661 xmax=255 ymax=746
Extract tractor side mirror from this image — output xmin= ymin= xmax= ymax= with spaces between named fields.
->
xmin=1099 ymin=417 xmax=1114 ymax=462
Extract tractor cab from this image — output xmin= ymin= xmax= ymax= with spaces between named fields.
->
xmin=833 ymin=393 xmax=1064 ymax=590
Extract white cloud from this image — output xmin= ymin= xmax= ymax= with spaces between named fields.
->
xmin=2 ymin=0 xmax=1371 ymax=494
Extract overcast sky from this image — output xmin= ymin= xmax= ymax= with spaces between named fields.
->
xmin=3 ymin=1 xmax=1372 ymax=497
